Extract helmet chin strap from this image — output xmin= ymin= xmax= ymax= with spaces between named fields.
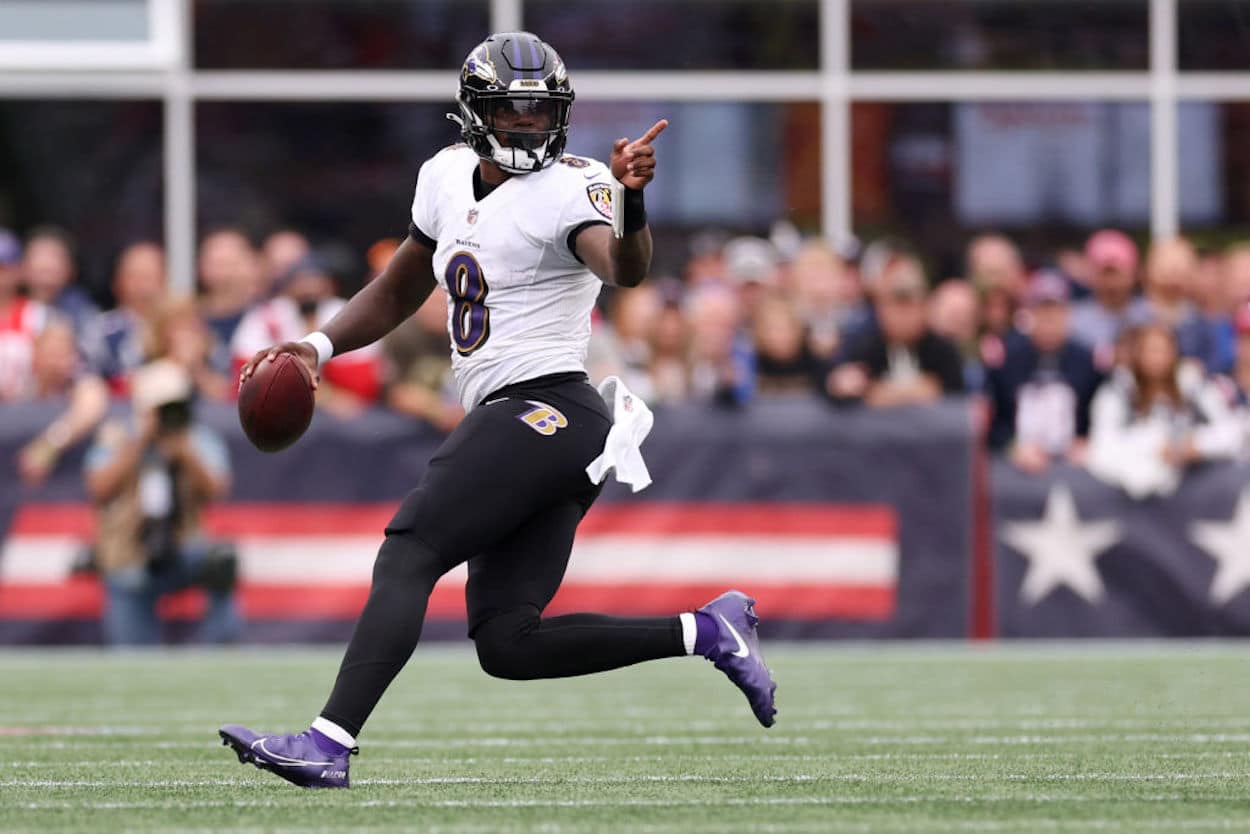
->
xmin=484 ymin=132 xmax=546 ymax=173
xmin=449 ymin=104 xmax=556 ymax=174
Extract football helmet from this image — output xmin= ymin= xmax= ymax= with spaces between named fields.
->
xmin=450 ymin=32 xmax=574 ymax=174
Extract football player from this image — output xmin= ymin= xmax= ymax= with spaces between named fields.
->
xmin=220 ymin=32 xmax=776 ymax=789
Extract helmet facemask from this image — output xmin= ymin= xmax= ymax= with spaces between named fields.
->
xmin=456 ymin=93 xmax=570 ymax=174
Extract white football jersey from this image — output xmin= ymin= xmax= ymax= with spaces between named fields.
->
xmin=411 ymin=145 xmax=616 ymax=410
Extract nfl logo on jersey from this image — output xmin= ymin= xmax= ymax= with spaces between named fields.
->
xmin=466 ymin=208 xmax=479 ymax=225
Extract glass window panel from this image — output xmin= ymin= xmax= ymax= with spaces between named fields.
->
xmin=524 ymin=0 xmax=819 ymax=70
xmin=196 ymin=101 xmax=442 ymax=288
xmin=1178 ymin=1 xmax=1250 ymax=70
xmin=197 ymin=100 xmax=817 ymax=283
xmin=0 ymin=0 xmax=148 ymax=42
xmin=1179 ymin=102 xmax=1247 ymax=233
xmin=851 ymin=1 xmax=1148 ymax=70
xmin=0 ymin=100 xmax=163 ymax=301
xmin=852 ymin=101 xmax=1155 ymax=275
xmin=564 ymin=102 xmax=820 ymax=238
xmin=193 ymin=0 xmax=489 ymax=69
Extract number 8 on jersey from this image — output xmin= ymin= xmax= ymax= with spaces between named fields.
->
xmin=446 ymin=251 xmax=490 ymax=355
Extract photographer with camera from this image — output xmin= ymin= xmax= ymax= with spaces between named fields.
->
xmin=83 ymin=357 xmax=240 ymax=645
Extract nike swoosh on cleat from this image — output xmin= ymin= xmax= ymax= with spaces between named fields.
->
xmin=717 ymin=613 xmax=751 ymax=658
xmin=253 ymin=738 xmax=334 ymax=768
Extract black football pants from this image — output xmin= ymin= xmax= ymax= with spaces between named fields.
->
xmin=320 ymin=373 xmax=684 ymax=737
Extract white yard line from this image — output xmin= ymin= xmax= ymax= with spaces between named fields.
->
xmin=11 ymin=795 xmax=1246 ymax=811
xmin=9 ymin=750 xmax=1250 ymax=769
xmin=6 ymin=772 xmax=1250 ymax=789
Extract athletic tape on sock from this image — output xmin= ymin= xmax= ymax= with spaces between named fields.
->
xmin=679 ymin=612 xmax=697 ymax=655
xmin=311 ymin=716 xmax=357 ymax=749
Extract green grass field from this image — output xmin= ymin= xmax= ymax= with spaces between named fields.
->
xmin=3 ymin=644 xmax=1250 ymax=833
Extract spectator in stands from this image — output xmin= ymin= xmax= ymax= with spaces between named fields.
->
xmin=686 ymin=282 xmax=753 ymax=406
xmin=260 ymin=228 xmax=311 ymax=299
xmin=966 ymin=234 xmax=1027 ymax=336
xmin=1226 ymin=304 xmax=1250 ymax=455
xmin=929 ymin=280 xmax=984 ymax=390
xmin=1142 ymin=237 xmax=1210 ymax=367
xmin=1087 ymin=322 xmax=1239 ymax=498
xmin=1227 ymin=303 xmax=1250 ymax=403
xmin=751 ymin=293 xmax=822 ymax=395
xmin=1189 ymin=247 xmax=1235 ymax=374
xmin=381 ymin=287 xmax=462 ymax=433
xmin=1054 ymin=243 xmax=1093 ymax=301
xmin=20 ymin=226 xmax=98 ymax=335
xmin=1223 ymin=244 xmax=1250 ymax=324
xmin=683 ymin=230 xmax=728 ymax=286
xmin=84 ymin=358 xmax=239 ymax=645
xmin=828 ymin=254 xmax=965 ymax=407
xmin=364 ymin=237 xmax=400 ymax=285
xmin=647 ymin=295 xmax=690 ymax=405
xmin=984 ymin=271 xmax=1102 ymax=473
xmin=599 ymin=285 xmax=662 ymax=400
xmin=232 ymin=253 xmax=380 ymax=414
xmin=81 ymin=242 xmax=167 ymax=393
xmin=1070 ymin=229 xmax=1149 ymax=368
xmin=0 ymin=228 xmax=50 ymax=402
xmin=722 ymin=236 xmax=780 ymax=315
xmin=15 ymin=319 xmax=109 ymax=486
xmin=790 ymin=240 xmax=859 ymax=363
xmin=198 ymin=228 xmax=261 ymax=372
xmin=150 ymin=297 xmax=233 ymax=402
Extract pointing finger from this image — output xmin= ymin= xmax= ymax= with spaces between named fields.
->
xmin=633 ymin=119 xmax=668 ymax=147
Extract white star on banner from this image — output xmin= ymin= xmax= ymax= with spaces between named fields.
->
xmin=1190 ymin=490 xmax=1250 ymax=606
xmin=1001 ymin=483 xmax=1122 ymax=606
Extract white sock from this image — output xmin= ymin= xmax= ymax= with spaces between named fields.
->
xmin=679 ymin=612 xmax=697 ymax=655
xmin=311 ymin=716 xmax=356 ymax=749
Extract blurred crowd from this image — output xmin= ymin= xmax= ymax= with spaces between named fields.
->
xmin=4 ymin=221 xmax=1250 ymax=502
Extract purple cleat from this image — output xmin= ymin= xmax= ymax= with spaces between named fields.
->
xmin=699 ymin=590 xmax=778 ymax=728
xmin=219 ymin=724 xmax=355 ymax=789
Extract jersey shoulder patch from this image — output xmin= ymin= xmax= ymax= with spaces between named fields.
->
xmin=585 ymin=182 xmax=614 ymax=221
xmin=558 ymin=154 xmax=592 ymax=169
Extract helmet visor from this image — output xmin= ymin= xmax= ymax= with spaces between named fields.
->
xmin=483 ymin=98 xmax=563 ymax=151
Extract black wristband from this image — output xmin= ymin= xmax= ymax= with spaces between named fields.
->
xmin=622 ymin=186 xmax=647 ymax=234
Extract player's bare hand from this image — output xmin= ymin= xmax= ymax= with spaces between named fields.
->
xmin=611 ymin=119 xmax=667 ymax=190
xmin=239 ymin=342 xmax=320 ymax=391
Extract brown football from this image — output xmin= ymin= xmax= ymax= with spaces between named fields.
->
xmin=237 ymin=353 xmax=315 ymax=452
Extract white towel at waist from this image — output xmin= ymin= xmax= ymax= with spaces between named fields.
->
xmin=585 ymin=375 xmax=654 ymax=493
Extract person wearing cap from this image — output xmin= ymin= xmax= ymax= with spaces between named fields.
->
xmin=83 ymin=358 xmax=238 ymax=645
xmin=827 ymin=253 xmax=964 ymax=407
xmin=984 ymin=270 xmax=1103 ymax=473
xmin=230 ymin=252 xmax=380 ymax=412
xmin=721 ymin=235 xmax=780 ymax=314
xmin=0 ymin=227 xmax=53 ymax=402
xmin=1069 ymin=229 xmax=1150 ymax=367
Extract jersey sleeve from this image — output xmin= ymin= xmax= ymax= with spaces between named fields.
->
xmin=554 ymin=157 xmax=615 ymax=263
xmin=409 ymin=155 xmax=443 ymax=249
